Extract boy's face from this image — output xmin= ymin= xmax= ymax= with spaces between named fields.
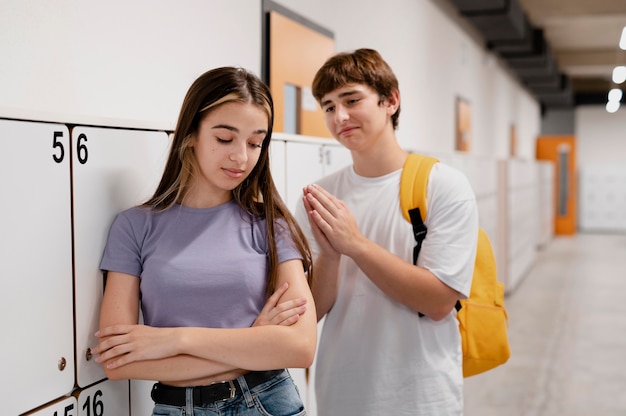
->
xmin=319 ymin=83 xmax=396 ymax=150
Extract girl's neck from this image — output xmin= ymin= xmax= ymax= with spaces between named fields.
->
xmin=180 ymin=185 xmax=232 ymax=209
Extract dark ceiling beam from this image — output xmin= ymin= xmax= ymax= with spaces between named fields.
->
xmin=448 ymin=0 xmax=577 ymax=108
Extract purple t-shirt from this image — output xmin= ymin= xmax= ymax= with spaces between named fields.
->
xmin=100 ymin=200 xmax=302 ymax=328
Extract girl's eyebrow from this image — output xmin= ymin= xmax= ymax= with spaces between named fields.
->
xmin=211 ymin=124 xmax=267 ymax=135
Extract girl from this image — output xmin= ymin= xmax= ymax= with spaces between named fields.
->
xmin=93 ymin=67 xmax=316 ymax=416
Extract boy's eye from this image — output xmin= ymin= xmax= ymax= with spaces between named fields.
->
xmin=324 ymin=106 xmax=335 ymax=113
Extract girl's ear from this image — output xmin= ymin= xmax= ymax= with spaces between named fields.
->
xmin=186 ymin=134 xmax=195 ymax=148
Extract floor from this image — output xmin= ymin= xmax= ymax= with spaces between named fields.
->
xmin=464 ymin=233 xmax=626 ymax=416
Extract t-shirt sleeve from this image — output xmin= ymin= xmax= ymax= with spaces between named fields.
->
xmin=99 ymin=210 xmax=143 ymax=277
xmin=419 ymin=163 xmax=478 ymax=299
xmin=274 ymin=218 xmax=305 ymax=264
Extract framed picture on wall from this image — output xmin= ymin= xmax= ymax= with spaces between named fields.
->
xmin=455 ymin=96 xmax=471 ymax=152
xmin=510 ymin=123 xmax=517 ymax=157
xmin=262 ymin=1 xmax=335 ymax=137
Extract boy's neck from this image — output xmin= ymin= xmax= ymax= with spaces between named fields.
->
xmin=351 ymin=138 xmax=408 ymax=177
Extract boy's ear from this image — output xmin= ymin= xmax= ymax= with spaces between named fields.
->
xmin=385 ymin=89 xmax=400 ymax=114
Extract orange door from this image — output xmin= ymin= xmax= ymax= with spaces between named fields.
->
xmin=536 ymin=135 xmax=577 ymax=235
xmin=269 ymin=11 xmax=335 ymax=137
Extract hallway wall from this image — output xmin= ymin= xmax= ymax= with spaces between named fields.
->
xmin=0 ymin=0 xmax=541 ymax=157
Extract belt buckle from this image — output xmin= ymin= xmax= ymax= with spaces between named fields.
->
xmin=208 ymin=379 xmax=236 ymax=402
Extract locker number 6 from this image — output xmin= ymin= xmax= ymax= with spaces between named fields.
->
xmin=81 ymin=389 xmax=104 ymax=416
xmin=77 ymin=133 xmax=89 ymax=164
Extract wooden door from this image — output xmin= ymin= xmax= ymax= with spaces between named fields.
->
xmin=536 ymin=135 xmax=577 ymax=235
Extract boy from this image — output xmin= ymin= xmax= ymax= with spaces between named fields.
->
xmin=296 ymin=48 xmax=478 ymax=415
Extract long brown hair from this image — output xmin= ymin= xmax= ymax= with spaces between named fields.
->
xmin=144 ymin=67 xmax=312 ymax=294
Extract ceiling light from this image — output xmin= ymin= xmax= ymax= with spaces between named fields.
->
xmin=613 ymin=66 xmax=626 ymax=84
xmin=621 ymin=26 xmax=626 ymax=50
xmin=608 ymin=88 xmax=623 ymax=102
xmin=606 ymin=100 xmax=620 ymax=113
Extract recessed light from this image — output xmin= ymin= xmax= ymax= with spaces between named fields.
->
xmin=608 ymin=88 xmax=623 ymax=102
xmin=613 ymin=66 xmax=626 ymax=84
xmin=606 ymin=100 xmax=620 ymax=113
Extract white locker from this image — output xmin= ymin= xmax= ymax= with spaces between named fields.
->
xmin=498 ymin=159 xmax=539 ymax=294
xmin=579 ymin=164 xmax=626 ymax=232
xmin=284 ymin=140 xmax=324 ymax=213
xmin=283 ymin=139 xmax=352 ymax=213
xmin=130 ymin=380 xmax=155 ymax=416
xmin=72 ymin=126 xmax=171 ymax=387
xmin=23 ymin=396 xmax=77 ymax=416
xmin=269 ymin=138 xmax=287 ymax=202
xmin=75 ymin=380 xmax=130 ymax=416
xmin=282 ymin=138 xmax=351 ymax=416
xmin=321 ymin=143 xmax=352 ymax=178
xmin=0 ymin=119 xmax=75 ymax=415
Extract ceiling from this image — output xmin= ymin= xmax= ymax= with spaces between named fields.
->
xmin=447 ymin=0 xmax=626 ymax=108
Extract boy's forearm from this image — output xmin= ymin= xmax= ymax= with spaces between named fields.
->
xmin=311 ymin=253 xmax=341 ymax=320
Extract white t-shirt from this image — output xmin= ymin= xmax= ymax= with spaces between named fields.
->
xmin=295 ymin=161 xmax=478 ymax=415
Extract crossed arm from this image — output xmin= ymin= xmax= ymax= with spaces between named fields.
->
xmin=92 ymin=259 xmax=316 ymax=385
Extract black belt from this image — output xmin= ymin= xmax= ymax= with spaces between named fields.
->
xmin=151 ymin=369 xmax=284 ymax=406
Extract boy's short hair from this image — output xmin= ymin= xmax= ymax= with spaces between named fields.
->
xmin=312 ymin=48 xmax=401 ymax=129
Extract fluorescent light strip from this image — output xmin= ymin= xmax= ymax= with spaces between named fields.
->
xmin=621 ymin=26 xmax=626 ymax=50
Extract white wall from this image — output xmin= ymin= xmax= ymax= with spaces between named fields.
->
xmin=575 ymin=105 xmax=626 ymax=232
xmin=273 ymin=0 xmax=541 ymax=159
xmin=576 ymin=106 xmax=626 ymax=165
xmin=0 ymin=0 xmax=262 ymax=130
xmin=0 ymin=0 xmax=542 ymax=154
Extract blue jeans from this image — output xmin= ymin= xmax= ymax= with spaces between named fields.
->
xmin=151 ymin=369 xmax=306 ymax=416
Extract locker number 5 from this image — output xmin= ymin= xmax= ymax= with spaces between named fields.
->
xmin=53 ymin=404 xmax=76 ymax=416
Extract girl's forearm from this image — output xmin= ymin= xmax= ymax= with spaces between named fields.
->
xmin=178 ymin=324 xmax=316 ymax=371
xmin=103 ymin=354 xmax=235 ymax=382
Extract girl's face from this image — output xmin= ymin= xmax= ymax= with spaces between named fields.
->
xmin=186 ymin=101 xmax=268 ymax=208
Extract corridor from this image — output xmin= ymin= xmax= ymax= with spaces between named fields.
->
xmin=464 ymin=233 xmax=626 ymax=415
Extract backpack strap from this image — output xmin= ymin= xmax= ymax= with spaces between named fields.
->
xmin=400 ymin=153 xmax=439 ymax=263
xmin=400 ymin=153 xmax=438 ymax=224
xmin=400 ymin=154 xmax=461 ymax=315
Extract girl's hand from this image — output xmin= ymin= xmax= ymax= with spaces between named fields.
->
xmin=92 ymin=324 xmax=179 ymax=369
xmin=253 ymin=282 xmax=307 ymax=327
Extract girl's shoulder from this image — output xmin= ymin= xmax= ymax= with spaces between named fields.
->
xmin=116 ymin=204 xmax=155 ymax=222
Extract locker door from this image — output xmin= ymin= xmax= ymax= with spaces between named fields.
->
xmin=0 ymin=119 xmax=74 ymax=416
xmin=321 ymin=143 xmax=351 ymax=176
xmin=23 ymin=396 xmax=77 ymax=416
xmin=75 ymin=379 xmax=130 ymax=416
xmin=270 ymin=138 xmax=287 ymax=202
xmin=284 ymin=141 xmax=325 ymax=213
xmin=72 ymin=126 xmax=171 ymax=387
xmin=130 ymin=380 xmax=155 ymax=416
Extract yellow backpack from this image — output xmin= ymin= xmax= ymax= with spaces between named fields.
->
xmin=400 ymin=153 xmax=511 ymax=377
